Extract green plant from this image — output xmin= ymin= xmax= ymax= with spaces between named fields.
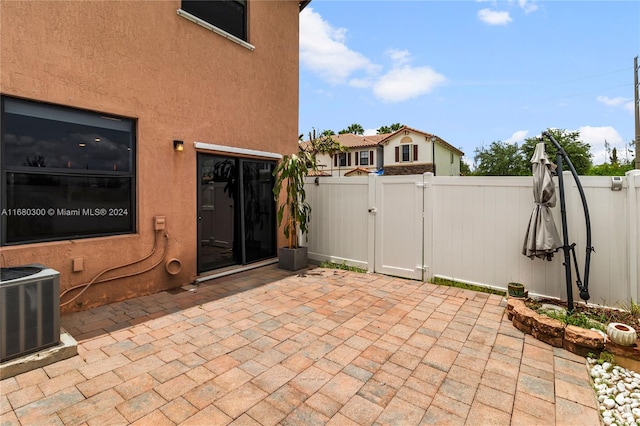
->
xmin=597 ymin=351 xmax=616 ymax=367
xmin=319 ymin=261 xmax=367 ymax=274
xmin=430 ymin=277 xmax=506 ymax=296
xmin=538 ymin=308 xmax=606 ymax=332
xmin=273 ymin=152 xmax=314 ymax=249
xmin=619 ymin=298 xmax=640 ymax=317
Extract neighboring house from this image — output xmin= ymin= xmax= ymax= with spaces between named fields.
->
xmin=380 ymin=126 xmax=464 ymax=176
xmin=311 ymin=133 xmax=385 ymax=176
xmin=311 ymin=126 xmax=464 ymax=177
xmin=0 ymin=0 xmax=306 ymax=312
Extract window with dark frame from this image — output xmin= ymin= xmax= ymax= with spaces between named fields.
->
xmin=1 ymin=96 xmax=136 ymax=245
xmin=359 ymin=151 xmax=369 ymax=166
xmin=339 ymin=152 xmax=347 ymax=167
xmin=401 ymin=144 xmax=411 ymax=162
xmin=181 ymin=0 xmax=247 ymax=41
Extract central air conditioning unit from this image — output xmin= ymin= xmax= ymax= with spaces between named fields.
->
xmin=0 ymin=264 xmax=60 ymax=361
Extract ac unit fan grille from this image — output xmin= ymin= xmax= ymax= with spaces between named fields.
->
xmin=0 ymin=266 xmax=60 ymax=361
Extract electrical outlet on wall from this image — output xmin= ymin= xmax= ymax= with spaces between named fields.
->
xmin=154 ymin=216 xmax=166 ymax=231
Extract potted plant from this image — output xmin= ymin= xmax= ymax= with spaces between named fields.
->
xmin=273 ymin=151 xmax=314 ymax=270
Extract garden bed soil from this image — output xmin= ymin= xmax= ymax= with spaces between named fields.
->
xmin=525 ymin=297 xmax=640 ymax=331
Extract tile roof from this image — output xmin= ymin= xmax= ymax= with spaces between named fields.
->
xmin=344 ymin=167 xmax=376 ymax=176
xmin=299 ymin=126 xmax=464 ymax=156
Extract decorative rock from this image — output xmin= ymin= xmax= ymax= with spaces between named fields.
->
xmin=513 ymin=305 xmax=538 ymax=327
xmin=533 ymin=314 xmax=566 ymax=337
xmin=563 ymin=339 xmax=594 ymax=356
xmin=565 ymin=325 xmax=605 ymax=349
xmin=603 ymin=398 xmax=616 ymax=409
xmin=512 ymin=318 xmax=532 ymax=334
xmin=591 ymin=359 xmax=640 ymax=425
xmin=533 ymin=328 xmax=564 ymax=348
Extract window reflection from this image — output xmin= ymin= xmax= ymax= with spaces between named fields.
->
xmin=1 ymin=96 xmax=136 ymax=245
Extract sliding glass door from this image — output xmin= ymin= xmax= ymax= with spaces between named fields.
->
xmin=197 ymin=154 xmax=276 ymax=274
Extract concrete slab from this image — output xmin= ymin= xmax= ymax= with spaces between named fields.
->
xmin=0 ymin=329 xmax=78 ymax=379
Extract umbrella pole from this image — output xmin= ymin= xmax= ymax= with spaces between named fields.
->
xmin=555 ymin=153 xmax=574 ymax=312
xmin=544 ymin=131 xmax=593 ymax=303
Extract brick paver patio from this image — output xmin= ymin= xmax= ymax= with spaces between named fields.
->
xmin=0 ymin=266 xmax=600 ymax=425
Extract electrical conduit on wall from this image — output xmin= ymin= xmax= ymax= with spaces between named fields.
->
xmin=59 ymin=230 xmax=170 ymax=307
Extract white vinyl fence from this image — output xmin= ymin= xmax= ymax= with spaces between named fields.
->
xmin=305 ymin=170 xmax=640 ymax=307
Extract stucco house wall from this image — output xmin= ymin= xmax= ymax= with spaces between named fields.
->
xmin=434 ymin=141 xmax=462 ymax=176
xmin=0 ymin=0 xmax=300 ymax=312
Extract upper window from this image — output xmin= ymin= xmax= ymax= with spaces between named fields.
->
xmin=339 ymin=153 xmax=347 ymax=167
xmin=359 ymin=151 xmax=369 ymax=166
xmin=1 ymin=96 xmax=136 ymax=245
xmin=395 ymin=143 xmax=418 ymax=163
xmin=181 ymin=0 xmax=247 ymax=42
xmin=401 ymin=144 xmax=411 ymax=162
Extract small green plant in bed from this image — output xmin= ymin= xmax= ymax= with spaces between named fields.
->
xmin=319 ymin=261 xmax=367 ymax=274
xmin=539 ymin=308 xmax=606 ymax=332
xmin=526 ymin=297 xmax=640 ymax=332
xmin=429 ymin=277 xmax=506 ymax=296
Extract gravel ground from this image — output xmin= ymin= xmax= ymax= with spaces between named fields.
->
xmin=589 ymin=358 xmax=640 ymax=425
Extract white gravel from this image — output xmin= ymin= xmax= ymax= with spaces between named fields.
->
xmin=589 ymin=358 xmax=640 ymax=425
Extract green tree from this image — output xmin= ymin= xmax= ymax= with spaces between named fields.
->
xmin=460 ymin=158 xmax=472 ymax=176
xmin=339 ymin=123 xmax=364 ymax=135
xmin=587 ymin=163 xmax=634 ymax=176
xmin=376 ymin=123 xmax=403 ymax=134
xmin=610 ymin=147 xmax=619 ymax=165
xmin=300 ymin=128 xmax=348 ymax=172
xmin=473 ymin=141 xmax=529 ymax=176
xmin=521 ymin=129 xmax=592 ymax=175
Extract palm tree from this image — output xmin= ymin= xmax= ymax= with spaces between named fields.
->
xmin=339 ymin=123 xmax=364 ymax=135
xmin=377 ymin=123 xmax=403 ymax=134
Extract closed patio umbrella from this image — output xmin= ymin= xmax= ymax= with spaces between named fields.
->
xmin=522 ymin=142 xmax=562 ymax=260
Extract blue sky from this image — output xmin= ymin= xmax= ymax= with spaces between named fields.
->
xmin=298 ymin=0 xmax=639 ymax=166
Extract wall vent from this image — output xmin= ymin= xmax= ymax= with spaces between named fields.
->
xmin=0 ymin=265 xmax=60 ymax=361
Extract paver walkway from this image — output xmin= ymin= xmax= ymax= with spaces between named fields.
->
xmin=1 ymin=266 xmax=600 ymax=425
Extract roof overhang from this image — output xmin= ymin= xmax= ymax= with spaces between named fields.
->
xmin=299 ymin=1 xmax=311 ymax=11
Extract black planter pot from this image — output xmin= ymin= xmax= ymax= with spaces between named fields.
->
xmin=278 ymin=246 xmax=308 ymax=271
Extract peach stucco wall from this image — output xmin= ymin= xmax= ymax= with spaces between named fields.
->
xmin=0 ymin=0 xmax=300 ymax=312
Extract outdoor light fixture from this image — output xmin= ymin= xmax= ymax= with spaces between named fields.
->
xmin=314 ymin=177 xmax=320 ymax=186
xmin=173 ymin=140 xmax=184 ymax=152
xmin=611 ymin=176 xmax=623 ymax=191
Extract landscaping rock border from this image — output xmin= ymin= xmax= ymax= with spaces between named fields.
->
xmin=507 ymin=298 xmax=640 ymax=369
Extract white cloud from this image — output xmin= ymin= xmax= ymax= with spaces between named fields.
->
xmin=363 ymin=128 xmax=377 ymax=136
xmin=505 ymin=130 xmax=529 ymax=144
xmin=386 ymin=48 xmax=411 ymax=66
xmin=373 ymin=66 xmax=447 ymax=102
xmin=478 ymin=8 xmax=512 ymax=25
xmin=518 ymin=0 xmax=538 ymax=14
xmin=577 ymin=125 xmax=625 ymax=164
xmin=347 ymin=77 xmax=373 ymax=89
xmin=301 ymin=9 xmax=446 ymax=103
xmin=300 ymin=8 xmax=377 ymax=84
xmin=597 ymin=96 xmax=635 ymax=114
